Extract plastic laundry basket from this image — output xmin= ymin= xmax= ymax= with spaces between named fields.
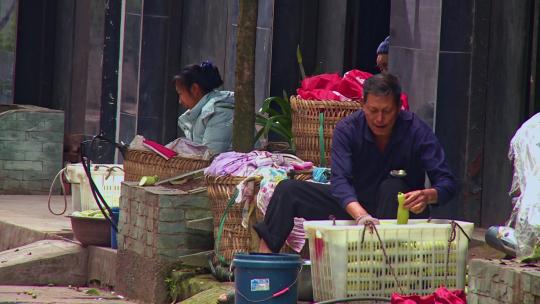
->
xmin=303 ymin=219 xmax=474 ymax=302
xmin=65 ymin=164 xmax=124 ymax=211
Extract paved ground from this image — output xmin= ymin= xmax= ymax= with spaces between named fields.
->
xmin=0 ymin=195 xmax=73 ymax=235
xmin=0 ymin=285 xmax=136 ymax=304
xmin=0 ymin=196 xmax=132 ymax=303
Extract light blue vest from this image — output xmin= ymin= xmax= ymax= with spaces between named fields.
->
xmin=177 ymin=90 xmax=234 ymax=154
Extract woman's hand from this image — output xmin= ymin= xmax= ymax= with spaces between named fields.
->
xmin=403 ymin=189 xmax=437 ymax=214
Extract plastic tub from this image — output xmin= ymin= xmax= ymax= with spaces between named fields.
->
xmin=233 ymin=253 xmax=302 ymax=303
xmin=65 ymin=164 xmax=124 ymax=211
xmin=304 ymin=219 xmax=474 ymax=301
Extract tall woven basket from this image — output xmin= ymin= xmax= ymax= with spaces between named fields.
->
xmin=291 ymin=96 xmax=362 ymax=166
xmin=123 ymin=149 xmax=211 ymax=181
xmin=206 ymin=170 xmax=312 ymax=264
xmin=206 ymin=175 xmax=262 ymax=263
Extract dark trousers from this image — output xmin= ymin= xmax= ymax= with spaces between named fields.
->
xmin=253 ymin=177 xmax=429 ymax=253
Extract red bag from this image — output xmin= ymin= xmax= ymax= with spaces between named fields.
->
xmin=299 ymin=73 xmax=341 ymax=91
xmin=338 ymin=69 xmax=373 ymax=100
xmin=296 ymin=88 xmax=350 ymax=101
xmin=391 ymin=287 xmax=466 ymax=304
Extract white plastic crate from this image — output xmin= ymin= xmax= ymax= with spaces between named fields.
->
xmin=65 ymin=164 xmax=124 ymax=211
xmin=303 ymin=219 xmax=473 ymax=301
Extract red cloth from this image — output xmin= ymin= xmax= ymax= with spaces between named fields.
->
xmin=391 ymin=287 xmax=467 ymax=304
xmin=142 ymin=139 xmax=177 ymax=160
xmin=296 ymin=70 xmax=411 ymax=111
xmin=400 ymin=93 xmax=409 ymax=111
xmin=296 ymin=88 xmax=350 ymax=102
xmin=299 ymin=73 xmax=341 ymax=91
xmin=338 ymin=69 xmax=373 ymax=100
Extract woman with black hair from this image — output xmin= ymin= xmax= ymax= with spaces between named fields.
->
xmin=174 ymin=61 xmax=234 ymax=155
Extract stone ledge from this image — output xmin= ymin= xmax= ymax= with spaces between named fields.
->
xmin=468 ymin=258 xmax=540 ymax=304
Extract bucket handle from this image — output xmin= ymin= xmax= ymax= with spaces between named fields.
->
xmin=235 ymin=264 xmax=303 ymax=303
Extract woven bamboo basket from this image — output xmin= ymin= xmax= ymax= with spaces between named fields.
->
xmin=206 ymin=175 xmax=262 ymax=263
xmin=206 ymin=171 xmax=312 ymax=263
xmin=291 ymin=96 xmax=362 ymax=166
xmin=123 ymin=149 xmax=211 ymax=181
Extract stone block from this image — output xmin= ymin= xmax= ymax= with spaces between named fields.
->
xmin=136 ymin=215 xmax=146 ymax=228
xmin=22 ymin=169 xmax=50 ymax=181
xmin=468 ymin=259 xmax=540 ymax=304
xmin=3 ymin=141 xmax=35 ymax=152
xmin=0 ymin=131 xmax=25 ymax=141
xmin=24 ymin=150 xmax=62 ymax=162
xmin=146 ymin=231 xmax=154 ymax=246
xmin=0 ymin=151 xmax=26 ymax=162
xmin=158 ymin=208 xmax=185 ymax=222
xmin=87 ymin=246 xmax=117 ymax=289
xmin=25 ymin=131 xmax=64 ymax=142
xmin=146 ymin=216 xmax=154 ymax=231
xmin=158 ymin=221 xmax=186 ymax=234
xmin=0 ymin=170 xmax=23 ymax=180
xmin=185 ymin=208 xmax=212 ymax=220
xmin=0 ymin=179 xmax=22 ymax=190
xmin=158 ymin=195 xmax=180 ymax=208
xmin=0 ymin=240 xmax=87 ymax=286
xmin=156 ymin=234 xmax=186 ymax=249
xmin=42 ymin=142 xmax=63 ymax=153
xmin=4 ymin=161 xmax=42 ymax=171
xmin=41 ymin=118 xmax=65 ymax=131
xmin=0 ymin=119 xmax=36 ymax=131
xmin=131 ymin=239 xmax=144 ymax=255
xmin=116 ymin=250 xmax=170 ymax=304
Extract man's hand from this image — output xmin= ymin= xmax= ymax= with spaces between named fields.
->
xmin=355 ymin=214 xmax=380 ymax=226
xmin=403 ymin=189 xmax=437 ymax=214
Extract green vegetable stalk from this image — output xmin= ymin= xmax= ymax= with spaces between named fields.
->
xmin=397 ymin=192 xmax=409 ymax=224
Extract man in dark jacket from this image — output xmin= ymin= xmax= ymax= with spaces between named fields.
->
xmin=254 ymin=73 xmax=456 ymax=253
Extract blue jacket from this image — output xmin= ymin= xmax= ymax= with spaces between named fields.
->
xmin=177 ymin=90 xmax=234 ymax=155
xmin=330 ymin=110 xmax=456 ymax=213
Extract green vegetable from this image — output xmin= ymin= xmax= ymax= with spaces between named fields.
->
xmin=139 ymin=175 xmax=159 ymax=186
xmin=397 ymin=192 xmax=409 ymax=224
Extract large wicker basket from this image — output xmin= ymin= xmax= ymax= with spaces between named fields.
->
xmin=291 ymin=96 xmax=362 ymax=166
xmin=206 ymin=171 xmax=312 ymax=263
xmin=206 ymin=175 xmax=262 ymax=263
xmin=123 ymin=149 xmax=211 ymax=181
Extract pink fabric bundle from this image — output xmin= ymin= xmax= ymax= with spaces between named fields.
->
xmin=391 ymin=287 xmax=467 ymax=304
xmin=296 ymin=70 xmax=410 ymax=110
xmin=296 ymin=70 xmax=372 ymax=102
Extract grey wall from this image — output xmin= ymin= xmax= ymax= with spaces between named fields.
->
xmin=480 ymin=1 xmax=531 ymax=226
xmin=389 ymin=0 xmax=442 ymax=128
xmin=51 ymin=0 xmax=105 ymax=137
xmin=117 ymin=0 xmax=182 ymax=147
xmin=179 ymin=0 xmax=275 ymax=112
xmin=389 ymin=0 xmax=534 ymax=226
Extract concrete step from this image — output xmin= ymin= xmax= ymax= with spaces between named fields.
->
xmin=0 ymin=240 xmax=87 ymax=286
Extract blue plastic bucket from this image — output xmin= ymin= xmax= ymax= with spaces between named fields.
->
xmin=110 ymin=207 xmax=120 ymax=249
xmin=233 ymin=253 xmax=303 ymax=303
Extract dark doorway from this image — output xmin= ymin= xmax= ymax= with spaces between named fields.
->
xmin=14 ymin=0 xmax=57 ymax=108
xmin=344 ymin=0 xmax=391 ymax=74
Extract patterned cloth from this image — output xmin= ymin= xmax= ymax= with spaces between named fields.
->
xmin=236 ymin=167 xmax=307 ymax=253
xmin=206 ymin=151 xmax=313 ymax=253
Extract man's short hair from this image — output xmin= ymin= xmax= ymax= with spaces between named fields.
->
xmin=362 ymin=73 xmax=402 ymax=106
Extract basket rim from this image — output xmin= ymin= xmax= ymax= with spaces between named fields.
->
xmin=126 ymin=148 xmax=212 ymax=162
xmin=291 ymin=95 xmax=363 ymax=107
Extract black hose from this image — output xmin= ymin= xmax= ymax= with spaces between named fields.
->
xmin=79 ymin=132 xmax=125 ymax=232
